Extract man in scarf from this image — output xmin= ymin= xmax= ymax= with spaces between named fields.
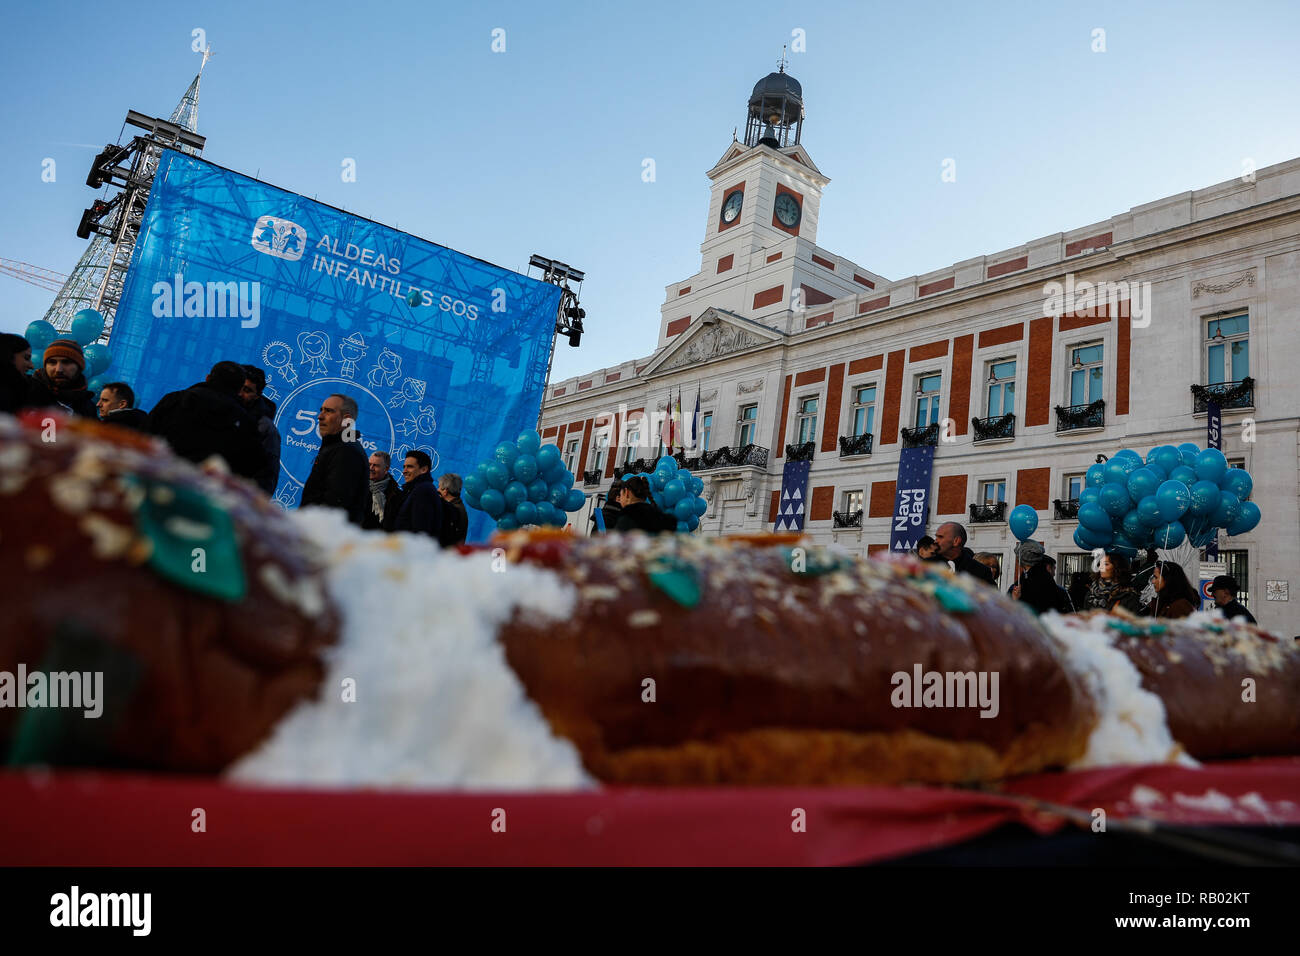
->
xmin=364 ymin=450 xmax=401 ymax=531
xmin=24 ymin=338 xmax=97 ymax=418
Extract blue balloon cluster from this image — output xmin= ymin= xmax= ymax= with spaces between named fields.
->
xmin=462 ymin=429 xmax=588 ymax=531
xmin=622 ymin=455 xmax=707 ymax=533
xmin=1072 ymin=443 xmax=1260 ymax=557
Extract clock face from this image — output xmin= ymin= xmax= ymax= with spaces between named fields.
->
xmin=721 ymin=189 xmax=743 ymax=224
xmin=774 ymin=192 xmax=801 ymax=228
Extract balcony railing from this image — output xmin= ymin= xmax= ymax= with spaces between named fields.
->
xmin=785 ymin=440 xmax=815 ymax=462
xmin=1053 ymin=498 xmax=1080 ymax=520
xmin=583 ymin=469 xmax=602 ymax=487
xmin=1054 ymin=398 xmax=1105 ymax=432
xmin=971 ymin=413 xmax=1016 ymax=442
xmin=696 ymin=443 xmax=769 ymax=471
xmin=901 ymin=422 xmax=940 ymax=448
xmin=672 ymin=451 xmax=702 ymax=471
xmin=838 ymin=433 xmax=874 ymax=457
xmin=832 ymin=509 xmax=864 ymax=529
xmin=1191 ymin=377 xmax=1254 ymax=413
xmin=968 ymin=501 xmax=1007 ymax=523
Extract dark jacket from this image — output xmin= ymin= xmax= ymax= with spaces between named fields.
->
xmin=1146 ymin=596 xmax=1196 ymax=619
xmin=950 ymin=547 xmax=996 ymax=585
xmin=24 ymin=369 xmax=97 ymax=418
xmin=597 ymin=502 xmax=622 ymax=533
xmin=1087 ymin=579 xmax=1143 ymax=615
xmin=438 ymin=494 xmax=468 ymax=548
xmin=247 ymin=395 xmax=281 ymax=495
xmin=1016 ymin=564 xmax=1074 ymax=615
xmin=615 ymin=500 xmax=675 ymax=534
xmin=1218 ymin=599 xmax=1257 ymax=624
xmin=148 ymin=382 xmax=265 ymax=479
xmin=0 ymin=335 xmax=29 ymax=414
xmin=100 ymin=407 xmax=150 ymax=432
xmin=363 ymin=476 xmax=402 ymax=531
xmin=300 ymin=430 xmax=370 ymax=525
xmin=393 ymin=472 xmax=443 ymax=538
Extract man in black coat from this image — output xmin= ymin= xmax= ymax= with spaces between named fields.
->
xmin=239 ymin=365 xmax=282 ymax=495
xmin=364 ymin=450 xmax=402 ymax=531
xmin=437 ymin=472 xmax=468 ymax=547
xmin=934 ymin=521 xmax=996 ymax=585
xmin=299 ymin=392 xmax=370 ymax=525
xmin=95 ymin=381 xmax=150 ymax=431
xmin=614 ymin=475 xmax=675 ymax=534
xmin=0 ymin=333 xmax=33 ymax=415
xmin=148 ymin=361 xmax=265 ymax=479
xmin=1210 ymin=575 xmax=1257 ymax=624
xmin=392 ymin=450 xmax=443 ymax=539
xmin=24 ymin=339 xmax=97 ymax=418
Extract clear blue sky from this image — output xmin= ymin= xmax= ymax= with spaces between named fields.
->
xmin=2 ymin=0 xmax=1298 ymax=383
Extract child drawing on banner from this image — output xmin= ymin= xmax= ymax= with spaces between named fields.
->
xmin=368 ymin=348 xmax=402 ymax=389
xmin=263 ymin=341 xmax=298 ymax=386
xmin=338 ymin=333 xmax=368 ymax=379
xmin=297 ymin=330 xmax=331 ymax=376
xmin=388 ymin=377 xmax=425 ymax=410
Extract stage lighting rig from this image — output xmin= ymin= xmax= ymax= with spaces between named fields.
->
xmin=528 ymin=254 xmax=587 ymax=348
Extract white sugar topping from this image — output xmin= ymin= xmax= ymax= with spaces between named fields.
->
xmin=227 ymin=508 xmax=594 ymax=790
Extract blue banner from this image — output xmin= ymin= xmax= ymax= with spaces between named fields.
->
xmin=773 ymin=460 xmax=810 ymax=532
xmin=889 ymin=445 xmax=935 ymax=552
xmin=108 ymin=150 xmax=561 ymax=542
xmin=1206 ymin=401 xmax=1222 ymax=558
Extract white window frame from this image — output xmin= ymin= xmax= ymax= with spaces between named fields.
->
xmin=914 ymin=371 xmax=942 ymax=428
xmin=978 ymin=478 xmax=1007 ymax=505
xmin=985 ymin=357 xmax=1017 ymax=417
xmin=1204 ymin=312 xmax=1249 ymax=385
xmin=842 ymin=489 xmax=864 ymax=514
xmin=850 ymin=382 xmax=877 ymax=437
xmin=795 ymin=394 xmax=819 ymax=445
xmin=591 ymin=432 xmax=608 ymax=473
xmin=736 ymin=403 xmax=758 ymax=447
xmin=1067 ymin=341 xmax=1105 ymax=407
xmin=1063 ymin=472 xmax=1085 ymax=502
xmin=564 ymin=438 xmax=581 ymax=472
xmin=700 ymin=411 xmax=713 ymax=452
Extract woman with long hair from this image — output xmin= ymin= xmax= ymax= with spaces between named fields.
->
xmin=1085 ymin=552 xmax=1143 ymax=615
xmin=1144 ymin=561 xmax=1200 ymax=619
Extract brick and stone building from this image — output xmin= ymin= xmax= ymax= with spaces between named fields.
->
xmin=539 ymin=69 xmax=1300 ymax=633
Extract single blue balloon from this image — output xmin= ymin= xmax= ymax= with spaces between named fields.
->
xmin=535 ymin=501 xmax=556 ymax=525
xmin=24 ymin=319 xmax=56 ymax=352
xmin=516 ymin=430 xmax=541 ymax=455
xmin=1109 ymin=536 xmax=1139 ymax=559
xmin=1211 ymin=491 xmax=1241 ymax=528
xmin=86 ymin=375 xmax=110 ymax=394
xmin=1085 ymin=463 xmax=1107 ymax=488
xmin=1121 ymin=510 xmax=1147 ymax=540
xmin=515 ymin=501 xmax=539 ymax=526
xmin=1078 ymin=524 xmax=1114 ymax=549
xmin=1145 ymin=463 xmax=1167 ymax=483
xmin=1078 ymin=502 xmax=1112 ymax=532
xmin=1150 ymin=445 xmax=1182 ymax=474
xmin=564 ymin=489 xmax=586 ymax=512
xmin=1126 ymin=467 xmax=1159 ymax=503
xmin=547 ymin=483 xmax=569 ymax=508
xmin=1078 ymin=486 xmax=1101 ymax=507
xmin=656 ymin=456 xmax=678 ymax=473
xmin=1136 ymin=495 xmax=1162 ymax=527
xmin=527 ymin=478 xmax=549 ymax=503
xmin=1169 ymin=465 xmax=1197 ymax=485
xmin=1098 ymin=483 xmax=1132 ymax=517
xmin=693 ymin=496 xmax=708 ymax=517
xmin=82 ymin=343 xmax=111 ymax=376
xmin=1187 ymin=479 xmax=1220 ymax=517
xmin=69 ymin=309 xmax=104 ymax=346
xmin=494 ymin=441 xmax=518 ymax=468
xmin=513 ymin=453 xmax=539 ymax=484
xmin=484 ymin=462 xmax=509 ymax=491
xmin=496 ymin=515 xmax=519 ymax=531
xmin=503 ymin=480 xmax=528 ymax=511
xmin=1153 ymin=520 xmax=1186 ymax=549
xmin=676 ymin=520 xmax=690 ymax=533
xmin=1194 ymin=447 xmax=1228 ymax=484
xmin=1008 ymin=504 xmax=1038 ymax=542
xmin=662 ymin=479 xmax=686 ymax=506
xmin=687 ymin=514 xmax=700 ymax=532
xmin=537 ymin=444 xmax=561 ymax=473
xmin=479 ymin=488 xmax=506 ymax=518
xmin=1226 ymin=500 xmax=1260 ymax=536
xmin=1178 ymin=442 xmax=1202 ymax=466
xmin=463 ymin=474 xmax=487 ymax=499
xmin=542 ymin=465 xmax=566 ymax=487
xmin=1155 ymin=479 xmax=1191 ymax=522
xmin=677 ymin=468 xmax=693 ymax=486
xmin=1220 ymin=468 xmax=1252 ymax=501
xmin=560 ymin=470 xmax=575 ymax=489
xmin=673 ymin=498 xmax=694 ymax=521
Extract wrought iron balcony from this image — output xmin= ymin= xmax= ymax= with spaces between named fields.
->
xmin=672 ymin=451 xmax=702 ymax=471
xmin=583 ymin=469 xmax=602 ymax=487
xmin=785 ymin=440 xmax=815 ymax=462
xmin=968 ymin=501 xmax=1007 ymax=523
xmin=832 ymin=509 xmax=863 ymax=529
xmin=618 ymin=457 xmax=656 ymax=476
xmin=1191 ymin=377 xmax=1254 ymax=413
xmin=838 ymin=433 xmax=874 ymax=457
xmin=901 ymin=422 xmax=940 ymax=448
xmin=696 ymin=443 xmax=769 ymax=471
xmin=1053 ymin=498 xmax=1080 ymax=520
xmin=971 ymin=413 xmax=1015 ymax=443
xmin=1054 ymin=398 xmax=1105 ymax=432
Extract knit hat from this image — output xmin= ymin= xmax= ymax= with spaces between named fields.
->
xmin=43 ymin=338 xmax=86 ymax=372
xmin=1015 ymin=539 xmax=1045 ymax=568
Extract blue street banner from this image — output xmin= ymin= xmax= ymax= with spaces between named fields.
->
xmin=108 ymin=150 xmax=561 ymax=542
xmin=773 ymin=460 xmax=811 ymax=532
xmin=889 ymin=445 xmax=936 ymax=552
xmin=1207 ymin=400 xmax=1222 ymax=559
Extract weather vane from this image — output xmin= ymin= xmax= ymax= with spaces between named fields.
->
xmin=778 ymin=45 xmax=787 ymax=72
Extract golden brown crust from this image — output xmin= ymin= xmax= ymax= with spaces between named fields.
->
xmin=499 ymin=531 xmax=1096 ymax=785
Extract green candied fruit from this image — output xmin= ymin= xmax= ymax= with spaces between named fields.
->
xmin=646 ymin=554 xmax=702 ymax=609
xmin=1105 ymin=619 xmax=1142 ymax=637
xmin=129 ymin=476 xmax=247 ymax=602
xmin=1146 ymin=624 xmax=1168 ymax=636
xmin=932 ymin=583 xmax=976 ymax=614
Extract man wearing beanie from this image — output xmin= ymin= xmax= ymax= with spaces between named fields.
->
xmin=24 ymin=338 xmax=97 ymax=418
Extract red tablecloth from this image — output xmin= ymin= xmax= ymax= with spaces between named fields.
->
xmin=2 ymin=758 xmax=1297 ymax=866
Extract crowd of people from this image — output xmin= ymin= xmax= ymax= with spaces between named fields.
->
xmin=0 ymin=334 xmax=467 ymax=547
xmin=913 ymin=522 xmax=1256 ymax=623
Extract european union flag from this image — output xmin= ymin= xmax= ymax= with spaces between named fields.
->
xmin=774 ymin=460 xmax=811 ymax=532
